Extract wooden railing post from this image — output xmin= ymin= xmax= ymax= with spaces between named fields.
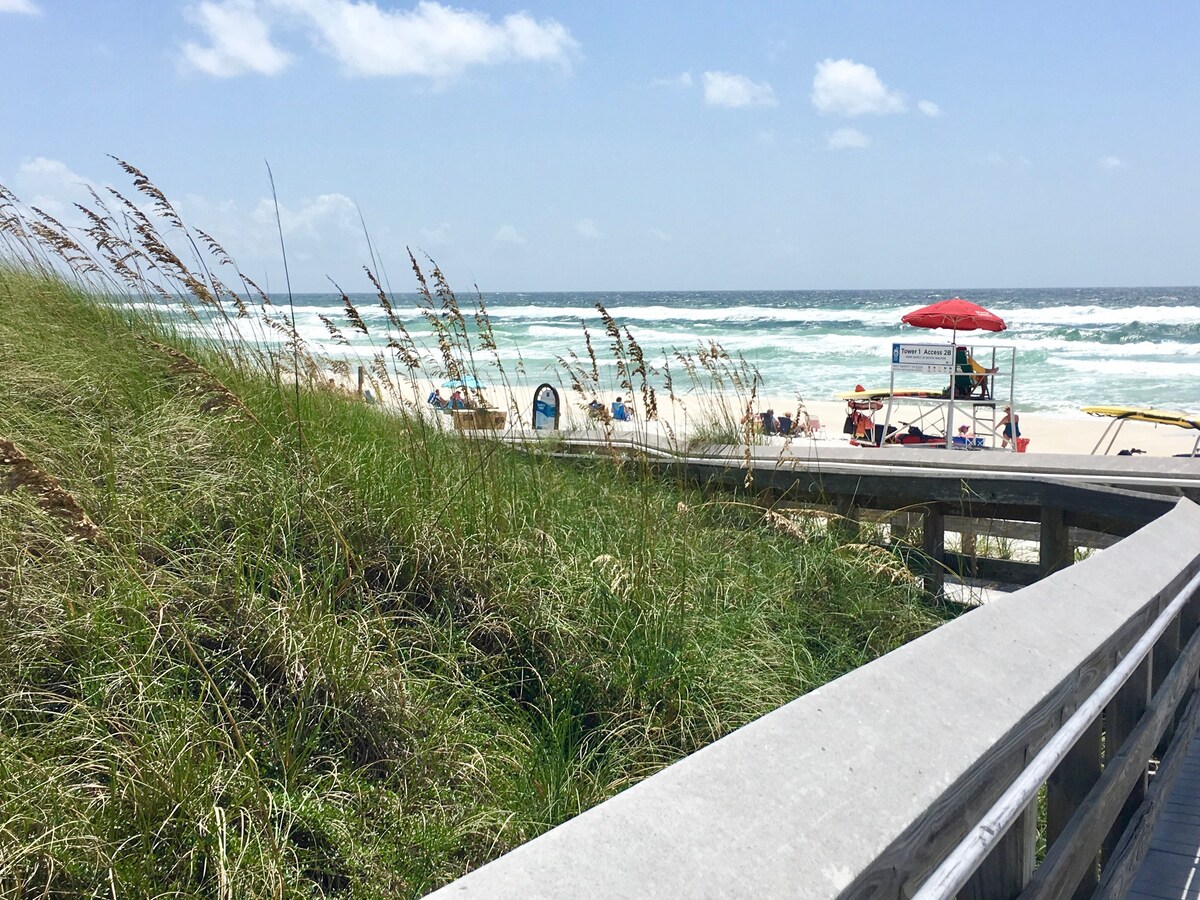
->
xmin=960 ymin=799 xmax=1037 ymax=899
xmin=1040 ymin=506 xmax=1073 ymax=577
xmin=960 ymin=516 xmax=979 ymax=578
xmin=922 ymin=503 xmax=946 ymax=598
xmin=1047 ymin=715 xmax=1103 ymax=897
xmin=1153 ymin=612 xmax=1182 ymax=754
xmin=1101 ymin=656 xmax=1151 ymax=861
xmin=889 ymin=510 xmax=917 ymax=546
xmin=834 ymin=496 xmax=861 ymax=541
xmin=1182 ymin=590 xmax=1200 ymax=697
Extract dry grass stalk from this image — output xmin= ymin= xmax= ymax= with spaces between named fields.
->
xmin=837 ymin=543 xmax=922 ymax=586
xmin=330 ymin=280 xmax=369 ymax=336
xmin=141 ymin=338 xmax=261 ymax=426
xmin=110 ymin=156 xmax=186 ymax=232
xmin=0 ymin=438 xmax=107 ymax=546
xmin=364 ymin=266 xmax=400 ymax=328
xmin=763 ymin=509 xmax=810 ymax=541
xmin=28 ymin=208 xmax=100 ymax=275
xmin=473 ymin=287 xmax=497 ymax=352
xmin=318 ymin=314 xmax=351 ymax=346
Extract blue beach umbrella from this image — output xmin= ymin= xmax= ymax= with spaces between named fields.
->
xmin=442 ymin=375 xmax=487 ymax=390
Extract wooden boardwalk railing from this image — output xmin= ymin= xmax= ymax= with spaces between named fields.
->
xmin=515 ymin=431 xmax=1195 ymax=592
xmin=426 ymin=498 xmax=1200 ymax=899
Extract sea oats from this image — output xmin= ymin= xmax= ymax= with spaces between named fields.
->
xmin=0 ymin=438 xmax=107 ymax=546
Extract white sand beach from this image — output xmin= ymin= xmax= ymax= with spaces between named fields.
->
xmin=362 ymin=373 xmax=1200 ymax=460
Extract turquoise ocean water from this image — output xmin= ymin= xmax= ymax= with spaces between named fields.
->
xmin=173 ymin=286 xmax=1200 ymax=416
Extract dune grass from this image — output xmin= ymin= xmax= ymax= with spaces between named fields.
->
xmin=0 ymin=166 xmax=955 ymax=897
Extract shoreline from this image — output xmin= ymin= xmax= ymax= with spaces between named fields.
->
xmin=360 ymin=372 xmax=1200 ymax=459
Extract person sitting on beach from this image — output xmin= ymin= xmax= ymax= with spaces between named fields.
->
xmin=759 ymin=409 xmax=777 ymax=435
xmin=449 ymin=389 xmax=466 ymax=410
xmin=586 ymin=399 xmax=605 ymax=420
xmin=996 ymin=405 xmax=1021 ymax=448
xmin=427 ymin=388 xmax=447 ymax=409
xmin=776 ymin=411 xmax=793 ymax=436
xmin=611 ymin=396 xmax=630 ymax=421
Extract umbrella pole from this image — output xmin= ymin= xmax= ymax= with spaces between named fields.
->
xmin=945 ymin=327 xmax=957 ymax=448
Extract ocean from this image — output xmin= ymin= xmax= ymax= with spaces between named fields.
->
xmin=172 ymin=286 xmax=1200 ymax=416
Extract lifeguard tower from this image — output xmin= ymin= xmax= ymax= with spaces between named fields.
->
xmin=842 ymin=340 xmax=1017 ymax=450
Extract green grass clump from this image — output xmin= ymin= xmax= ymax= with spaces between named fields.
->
xmin=0 ymin=258 xmax=951 ymax=896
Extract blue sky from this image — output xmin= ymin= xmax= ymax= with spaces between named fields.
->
xmin=1 ymin=0 xmax=1197 ymax=292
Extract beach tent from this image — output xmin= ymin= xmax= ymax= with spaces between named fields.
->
xmin=442 ymin=375 xmax=487 ymax=390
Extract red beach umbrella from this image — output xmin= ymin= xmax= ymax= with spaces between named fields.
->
xmin=901 ymin=297 xmax=1006 ymax=334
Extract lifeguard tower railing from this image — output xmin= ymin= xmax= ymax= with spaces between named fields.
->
xmin=425 ymin=497 xmax=1200 ymax=899
xmin=870 ymin=340 xmax=1017 ymax=449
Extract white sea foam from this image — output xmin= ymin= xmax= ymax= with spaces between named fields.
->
xmin=999 ymin=337 xmax=1200 ymax=358
xmin=1003 ymin=305 xmax=1200 ymax=327
xmin=1049 ymin=356 xmax=1200 ymax=378
xmin=481 ymin=303 xmax=908 ymax=326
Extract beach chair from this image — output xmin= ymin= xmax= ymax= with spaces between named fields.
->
xmin=968 ymin=357 xmax=995 ymax=399
xmin=807 ymin=416 xmax=825 ymax=438
xmin=955 ymin=347 xmax=997 ymax=400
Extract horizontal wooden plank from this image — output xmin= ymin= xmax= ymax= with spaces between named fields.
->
xmin=942 ymin=551 xmax=1042 ymax=586
xmin=681 ymin=461 xmax=1178 ymax=533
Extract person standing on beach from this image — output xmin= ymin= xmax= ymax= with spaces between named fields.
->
xmin=997 ymin=405 xmax=1021 ymax=448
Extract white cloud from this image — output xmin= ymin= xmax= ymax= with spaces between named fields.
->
xmin=827 ymin=127 xmax=869 ymax=150
xmin=419 ymin=221 xmax=452 ymax=245
xmin=10 ymin=157 xmax=101 ymax=223
xmin=918 ymin=99 xmax=941 ymax=117
xmin=3 ymin=166 xmax=376 ymax=287
xmin=0 ymin=0 xmax=39 ymax=14
xmin=178 ymin=189 xmax=369 ymax=267
xmin=266 ymin=0 xmax=578 ymax=78
xmin=1098 ymin=155 xmax=1123 ymax=170
xmin=576 ymin=218 xmax=601 ymax=239
xmin=702 ymin=71 xmax=777 ymax=108
xmin=494 ymin=224 xmax=525 ymax=244
xmin=182 ymin=0 xmax=291 ymax=77
xmin=255 ymin=192 xmax=358 ymax=238
xmin=648 ymin=228 xmax=671 ymax=242
xmin=812 ymin=58 xmax=905 ymax=116
xmin=653 ymin=71 xmax=693 ymax=88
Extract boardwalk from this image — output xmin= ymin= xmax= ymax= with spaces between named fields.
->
xmin=1127 ymin=723 xmax=1200 ymax=899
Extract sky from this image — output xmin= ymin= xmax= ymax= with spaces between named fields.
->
xmin=1 ymin=0 xmax=1198 ymax=292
